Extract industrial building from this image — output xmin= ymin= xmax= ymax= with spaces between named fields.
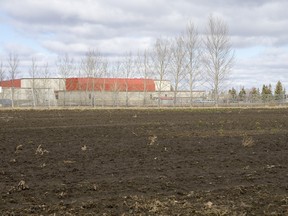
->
xmin=0 ymin=78 xmax=206 ymax=107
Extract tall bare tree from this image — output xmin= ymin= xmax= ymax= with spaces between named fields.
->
xmin=136 ymin=49 xmax=152 ymax=106
xmin=99 ymin=58 xmax=109 ymax=107
xmin=203 ymin=15 xmax=234 ymax=105
xmin=29 ymin=58 xmax=39 ymax=107
xmin=39 ymin=63 xmax=54 ymax=106
xmin=40 ymin=62 xmax=52 ymax=81
xmin=185 ymin=21 xmax=203 ymax=106
xmin=151 ymin=38 xmax=171 ymax=106
xmin=122 ymin=52 xmax=135 ymax=107
xmin=111 ymin=60 xmax=122 ymax=106
xmin=81 ymin=50 xmax=102 ymax=78
xmin=56 ymin=53 xmax=75 ymax=106
xmin=42 ymin=62 xmax=50 ymax=78
xmin=170 ymin=35 xmax=187 ymax=106
xmin=0 ymin=61 xmax=5 ymax=100
xmin=81 ymin=50 xmax=103 ymax=106
xmin=7 ymin=53 xmax=20 ymax=108
xmin=0 ymin=61 xmax=5 ymax=82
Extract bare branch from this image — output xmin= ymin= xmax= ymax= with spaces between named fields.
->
xmin=56 ymin=53 xmax=75 ymax=79
xmin=122 ymin=52 xmax=135 ymax=106
xmin=41 ymin=62 xmax=51 ymax=79
xmin=151 ymin=38 xmax=172 ymax=106
xmin=7 ymin=53 xmax=20 ymax=81
xmin=0 ymin=61 xmax=5 ymax=82
xmin=7 ymin=53 xmax=20 ymax=108
xmin=81 ymin=50 xmax=103 ymax=78
xmin=203 ymin=15 xmax=235 ymax=104
xmin=184 ymin=21 xmax=203 ymax=105
xmin=170 ymin=34 xmax=187 ymax=105
xmin=29 ymin=58 xmax=39 ymax=107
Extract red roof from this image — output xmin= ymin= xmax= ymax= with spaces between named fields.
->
xmin=0 ymin=79 xmax=21 ymax=88
xmin=66 ymin=78 xmax=156 ymax=92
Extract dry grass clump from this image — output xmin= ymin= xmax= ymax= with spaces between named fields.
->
xmin=58 ymin=191 xmax=67 ymax=199
xmin=15 ymin=144 xmax=23 ymax=154
xmin=63 ymin=160 xmax=76 ymax=164
xmin=17 ymin=180 xmax=29 ymax=190
xmin=35 ymin=144 xmax=49 ymax=155
xmin=148 ymin=135 xmax=157 ymax=146
xmin=242 ymin=135 xmax=255 ymax=147
xmin=8 ymin=180 xmax=29 ymax=194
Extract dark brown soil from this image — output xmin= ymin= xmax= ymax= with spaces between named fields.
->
xmin=0 ymin=108 xmax=288 ymax=215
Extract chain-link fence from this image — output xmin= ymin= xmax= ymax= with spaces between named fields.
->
xmin=0 ymin=88 xmax=57 ymax=108
xmin=0 ymin=88 xmax=287 ymax=108
xmin=221 ymin=94 xmax=287 ymax=107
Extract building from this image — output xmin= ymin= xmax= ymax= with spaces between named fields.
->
xmin=0 ymin=78 xmax=63 ymax=106
xmin=0 ymin=77 xmax=206 ymax=107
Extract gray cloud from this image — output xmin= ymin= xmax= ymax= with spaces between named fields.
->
xmin=0 ymin=0 xmax=288 ymax=88
xmin=2 ymin=0 xmax=288 ymax=50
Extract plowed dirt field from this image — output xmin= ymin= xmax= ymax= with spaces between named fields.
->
xmin=0 ymin=108 xmax=288 ymax=215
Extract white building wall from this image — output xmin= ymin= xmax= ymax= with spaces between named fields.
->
xmin=154 ymin=80 xmax=171 ymax=91
xmin=21 ymin=78 xmax=66 ymax=91
xmin=0 ymin=88 xmax=57 ymax=106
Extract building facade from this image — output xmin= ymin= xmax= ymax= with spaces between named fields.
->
xmin=0 ymin=78 xmax=206 ymax=107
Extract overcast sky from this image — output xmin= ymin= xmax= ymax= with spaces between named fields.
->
xmin=0 ymin=0 xmax=288 ymax=91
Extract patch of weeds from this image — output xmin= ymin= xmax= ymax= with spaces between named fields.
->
xmin=242 ymin=135 xmax=255 ymax=147
xmin=218 ymin=128 xmax=224 ymax=136
xmin=270 ymin=128 xmax=280 ymax=134
xmin=255 ymin=121 xmax=261 ymax=130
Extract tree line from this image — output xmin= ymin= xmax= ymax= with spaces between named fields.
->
xmin=228 ymin=81 xmax=286 ymax=103
xmin=0 ymin=15 xmax=234 ymax=107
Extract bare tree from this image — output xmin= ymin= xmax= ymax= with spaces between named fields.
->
xmin=43 ymin=63 xmax=50 ymax=78
xmin=185 ymin=21 xmax=203 ymax=106
xmin=56 ymin=53 xmax=75 ymax=106
xmin=29 ymin=58 xmax=39 ymax=107
xmin=136 ymin=49 xmax=152 ymax=106
xmin=0 ymin=61 xmax=5 ymax=100
xmin=170 ymin=35 xmax=187 ymax=106
xmin=99 ymin=58 xmax=109 ymax=107
xmin=203 ymin=15 xmax=234 ymax=105
xmin=38 ymin=62 xmax=54 ymax=106
xmin=122 ymin=52 xmax=135 ymax=107
xmin=151 ymin=38 xmax=171 ymax=106
xmin=56 ymin=53 xmax=75 ymax=81
xmin=111 ymin=60 xmax=122 ymax=106
xmin=81 ymin=50 xmax=103 ymax=106
xmin=0 ymin=61 xmax=5 ymax=82
xmin=81 ymin=50 xmax=103 ymax=77
xmin=40 ymin=62 xmax=52 ymax=82
xmin=7 ymin=53 xmax=20 ymax=108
